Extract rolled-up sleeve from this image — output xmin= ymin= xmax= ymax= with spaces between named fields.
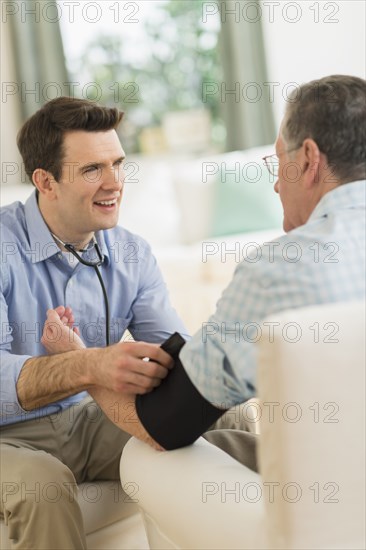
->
xmin=0 ymin=267 xmax=32 ymax=422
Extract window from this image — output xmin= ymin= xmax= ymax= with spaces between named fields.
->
xmin=59 ymin=0 xmax=224 ymax=154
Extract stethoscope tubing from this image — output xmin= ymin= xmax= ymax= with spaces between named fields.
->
xmin=52 ymin=234 xmax=110 ymax=346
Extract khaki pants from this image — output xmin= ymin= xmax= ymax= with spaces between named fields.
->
xmin=0 ymin=397 xmax=130 ymax=549
xmin=204 ymin=406 xmax=259 ymax=473
xmin=0 ymin=397 xmax=257 ymax=549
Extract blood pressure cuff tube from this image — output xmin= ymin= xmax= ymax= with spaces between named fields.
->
xmin=135 ymin=332 xmax=228 ymax=450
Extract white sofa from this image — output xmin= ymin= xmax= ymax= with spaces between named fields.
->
xmin=120 ymin=300 xmax=366 ymax=549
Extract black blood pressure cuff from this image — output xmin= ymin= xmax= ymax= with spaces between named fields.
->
xmin=135 ymin=333 xmax=228 ymax=450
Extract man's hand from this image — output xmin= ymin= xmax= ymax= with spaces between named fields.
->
xmin=89 ymin=341 xmax=174 ymax=395
xmin=41 ymin=306 xmax=85 ymax=353
xmin=41 ymin=306 xmax=174 ymax=395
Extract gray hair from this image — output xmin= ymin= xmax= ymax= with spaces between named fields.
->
xmin=282 ymin=75 xmax=366 ymax=183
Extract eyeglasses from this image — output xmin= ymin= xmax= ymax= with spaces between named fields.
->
xmin=262 ymin=147 xmax=299 ymax=178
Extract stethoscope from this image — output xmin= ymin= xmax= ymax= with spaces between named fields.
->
xmin=51 ymin=233 xmax=110 ymax=346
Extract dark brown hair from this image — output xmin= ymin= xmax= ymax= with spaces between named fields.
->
xmin=17 ymin=97 xmax=124 ymax=183
xmin=283 ymin=75 xmax=366 ymax=183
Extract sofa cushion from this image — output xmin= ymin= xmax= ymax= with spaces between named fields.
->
xmin=210 ymin=150 xmax=283 ymax=237
xmin=78 ymin=481 xmax=138 ymax=535
xmin=173 ymin=145 xmax=283 ymax=244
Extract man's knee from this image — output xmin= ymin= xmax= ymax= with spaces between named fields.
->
xmin=1 ymin=447 xmax=78 ymax=511
xmin=211 ymin=401 xmax=261 ymax=434
xmin=1 ymin=446 xmax=86 ymax=549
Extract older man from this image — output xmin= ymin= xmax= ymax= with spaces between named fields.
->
xmin=44 ymin=75 xmax=365 ymax=464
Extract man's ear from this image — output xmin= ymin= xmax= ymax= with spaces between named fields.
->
xmin=32 ymin=169 xmax=58 ymax=199
xmin=300 ymin=138 xmax=321 ymax=190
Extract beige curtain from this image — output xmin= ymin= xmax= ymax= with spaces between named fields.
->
xmin=7 ymin=0 xmax=69 ymax=120
xmin=219 ymin=0 xmax=276 ymax=150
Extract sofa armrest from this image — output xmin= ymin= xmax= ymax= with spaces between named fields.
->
xmin=257 ymin=300 xmax=366 ymax=550
xmin=120 ymin=437 xmax=267 ymax=549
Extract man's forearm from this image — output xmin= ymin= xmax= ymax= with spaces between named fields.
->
xmin=16 ymin=348 xmax=97 ymax=410
xmin=89 ymin=386 xmax=163 ymax=450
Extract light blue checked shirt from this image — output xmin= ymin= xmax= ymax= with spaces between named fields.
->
xmin=0 ymin=191 xmax=189 ymax=425
xmin=181 ymin=180 xmax=366 ymax=408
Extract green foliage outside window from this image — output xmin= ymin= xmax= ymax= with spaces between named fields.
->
xmin=71 ymin=0 xmax=223 ymax=152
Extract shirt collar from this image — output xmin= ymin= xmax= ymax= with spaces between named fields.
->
xmin=308 ymin=180 xmax=366 ymax=222
xmin=24 ymin=190 xmax=110 ymax=265
xmin=93 ymin=230 xmax=111 ymax=266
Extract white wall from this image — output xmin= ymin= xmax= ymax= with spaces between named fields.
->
xmin=261 ymin=0 xmax=366 ymax=126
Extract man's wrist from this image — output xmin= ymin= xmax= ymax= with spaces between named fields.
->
xmin=82 ymin=347 xmax=103 ymax=387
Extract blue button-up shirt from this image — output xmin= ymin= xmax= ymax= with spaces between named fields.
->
xmin=181 ymin=180 xmax=366 ymax=407
xmin=0 ymin=191 xmax=189 ymax=425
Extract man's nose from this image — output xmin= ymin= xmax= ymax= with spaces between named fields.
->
xmin=274 ymin=179 xmax=279 ymax=194
xmin=103 ymin=167 xmax=124 ymax=190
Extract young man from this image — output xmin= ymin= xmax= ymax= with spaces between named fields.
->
xmin=43 ymin=75 xmax=366 ymax=455
xmin=0 ymin=97 xmax=192 ymax=549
